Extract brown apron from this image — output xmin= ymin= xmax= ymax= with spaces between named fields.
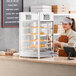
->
xmin=58 ymin=35 xmax=68 ymax=57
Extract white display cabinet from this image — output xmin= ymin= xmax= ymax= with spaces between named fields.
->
xmin=19 ymin=12 xmax=54 ymax=58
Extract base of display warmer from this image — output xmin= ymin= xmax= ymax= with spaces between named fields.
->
xmin=19 ymin=51 xmax=54 ymax=58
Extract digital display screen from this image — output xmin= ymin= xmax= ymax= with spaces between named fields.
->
xmin=43 ymin=14 xmax=50 ymax=20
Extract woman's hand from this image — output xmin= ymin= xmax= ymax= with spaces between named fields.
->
xmin=54 ymin=41 xmax=61 ymax=48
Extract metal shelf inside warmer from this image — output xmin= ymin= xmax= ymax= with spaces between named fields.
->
xmin=23 ymin=27 xmax=53 ymax=29
xmin=22 ymin=46 xmax=51 ymax=49
xmin=23 ymin=40 xmax=51 ymax=42
xmin=23 ymin=34 xmax=53 ymax=36
xmin=23 ymin=26 xmax=44 ymax=29
xmin=24 ymin=34 xmax=45 ymax=35
xmin=22 ymin=47 xmax=51 ymax=50
xmin=21 ymin=48 xmax=52 ymax=53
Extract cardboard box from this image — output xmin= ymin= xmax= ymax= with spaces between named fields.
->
xmin=31 ymin=5 xmax=52 ymax=9
xmin=54 ymin=25 xmax=58 ymax=29
xmin=52 ymin=5 xmax=68 ymax=9
xmin=52 ymin=9 xmax=69 ymax=14
xmin=54 ymin=29 xmax=58 ymax=33
xmin=31 ymin=9 xmax=51 ymax=12
xmin=52 ymin=5 xmax=69 ymax=14
xmin=31 ymin=5 xmax=52 ymax=12
xmin=54 ymin=25 xmax=58 ymax=33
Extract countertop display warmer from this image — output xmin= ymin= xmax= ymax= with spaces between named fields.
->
xmin=19 ymin=12 xmax=54 ymax=58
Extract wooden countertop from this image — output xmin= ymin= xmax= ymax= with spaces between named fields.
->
xmin=0 ymin=56 xmax=76 ymax=66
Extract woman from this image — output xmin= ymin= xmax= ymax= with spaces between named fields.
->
xmin=54 ymin=17 xmax=76 ymax=49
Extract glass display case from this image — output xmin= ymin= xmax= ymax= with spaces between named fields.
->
xmin=19 ymin=12 xmax=54 ymax=58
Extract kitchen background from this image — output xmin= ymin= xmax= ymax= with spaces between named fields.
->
xmin=0 ymin=0 xmax=76 ymax=51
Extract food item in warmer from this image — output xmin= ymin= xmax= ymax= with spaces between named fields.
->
xmin=27 ymin=33 xmax=38 ymax=35
xmin=40 ymin=39 xmax=46 ymax=42
xmin=26 ymin=26 xmax=37 ymax=28
xmin=40 ymin=44 xmax=46 ymax=47
xmin=29 ymin=44 xmax=46 ymax=48
xmin=27 ymin=39 xmax=46 ymax=42
xmin=27 ymin=32 xmax=45 ymax=35
xmin=29 ymin=45 xmax=38 ymax=48
xmin=40 ymin=26 xmax=44 ymax=28
xmin=40 ymin=32 xmax=45 ymax=35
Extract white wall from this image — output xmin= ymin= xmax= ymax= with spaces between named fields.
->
xmin=24 ymin=0 xmax=76 ymax=11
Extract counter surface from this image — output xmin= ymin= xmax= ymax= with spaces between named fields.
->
xmin=0 ymin=56 xmax=76 ymax=66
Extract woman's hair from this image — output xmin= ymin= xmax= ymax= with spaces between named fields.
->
xmin=66 ymin=17 xmax=75 ymax=31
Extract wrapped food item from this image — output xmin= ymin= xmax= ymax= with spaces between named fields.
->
xmin=5 ymin=49 xmax=18 ymax=56
xmin=5 ymin=52 xmax=13 ymax=56
xmin=0 ymin=51 xmax=6 ymax=56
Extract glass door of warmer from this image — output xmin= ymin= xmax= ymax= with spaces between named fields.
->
xmin=20 ymin=21 xmax=39 ymax=57
xmin=38 ymin=21 xmax=54 ymax=57
xmin=38 ymin=12 xmax=54 ymax=58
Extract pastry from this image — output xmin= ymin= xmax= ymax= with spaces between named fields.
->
xmin=27 ymin=33 xmax=38 ymax=35
xmin=40 ymin=32 xmax=45 ymax=35
xmin=29 ymin=44 xmax=46 ymax=48
xmin=27 ymin=32 xmax=45 ymax=35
